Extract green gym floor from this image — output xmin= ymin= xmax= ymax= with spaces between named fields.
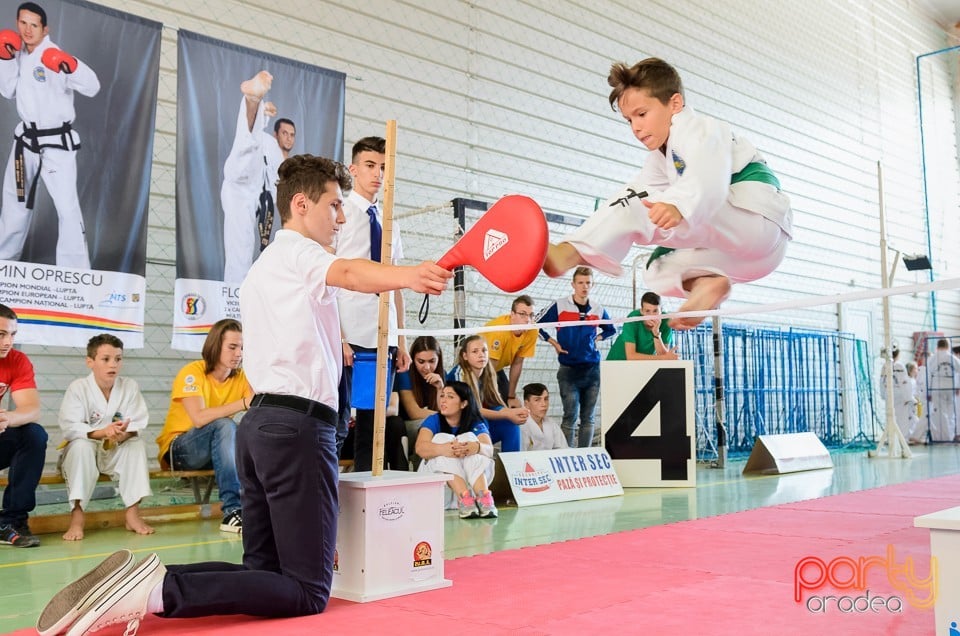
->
xmin=1 ymin=445 xmax=957 ymax=634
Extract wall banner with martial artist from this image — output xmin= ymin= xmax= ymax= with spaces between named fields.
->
xmin=0 ymin=0 xmax=160 ymax=347
xmin=172 ymin=30 xmax=345 ymax=351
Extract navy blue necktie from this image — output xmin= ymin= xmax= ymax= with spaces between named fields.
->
xmin=367 ymin=205 xmax=382 ymax=263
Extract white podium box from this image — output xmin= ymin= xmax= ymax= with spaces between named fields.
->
xmin=600 ymin=360 xmax=696 ymax=488
xmin=914 ymin=506 xmax=960 ymax=635
xmin=331 ymin=471 xmax=453 ymax=602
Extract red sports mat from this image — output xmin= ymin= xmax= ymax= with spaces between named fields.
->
xmin=11 ymin=476 xmax=955 ymax=635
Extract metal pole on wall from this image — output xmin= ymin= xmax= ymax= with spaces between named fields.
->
xmin=915 ymin=44 xmax=960 ymax=331
xmin=869 ymin=161 xmax=911 ymax=460
xmin=450 ymin=199 xmax=467 ymax=350
xmin=711 ymin=317 xmax=727 ymax=468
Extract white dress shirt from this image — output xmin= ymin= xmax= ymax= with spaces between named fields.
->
xmin=334 ymin=189 xmax=404 ymax=347
xmin=240 ymin=229 xmax=342 ymax=409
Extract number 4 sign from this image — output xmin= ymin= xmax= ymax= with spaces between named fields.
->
xmin=600 ymin=360 xmax=696 ymax=487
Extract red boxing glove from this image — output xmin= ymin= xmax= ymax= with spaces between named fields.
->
xmin=41 ymin=47 xmax=77 ymax=74
xmin=0 ymin=30 xmax=20 ymax=61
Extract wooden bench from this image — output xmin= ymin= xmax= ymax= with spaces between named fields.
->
xmin=0 ymin=460 xmax=356 ymax=535
xmin=0 ymin=470 xmax=218 ymax=505
xmin=2 ymin=460 xmax=356 ymax=504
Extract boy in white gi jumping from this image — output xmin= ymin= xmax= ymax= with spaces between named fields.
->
xmin=544 ymin=58 xmax=792 ymax=329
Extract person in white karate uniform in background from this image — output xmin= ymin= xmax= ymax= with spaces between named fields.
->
xmin=879 ymin=344 xmax=914 ymax=442
xmin=58 ymin=333 xmax=153 ymax=541
xmin=0 ymin=2 xmax=100 ymax=268
xmin=519 ymin=383 xmax=568 ymax=451
xmin=927 ymin=338 xmax=960 ymax=442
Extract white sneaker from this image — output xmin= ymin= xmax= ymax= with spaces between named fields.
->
xmin=36 ymin=550 xmax=134 ymax=636
xmin=65 ymin=553 xmax=166 ymax=636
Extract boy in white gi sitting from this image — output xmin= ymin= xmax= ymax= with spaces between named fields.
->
xmin=520 ymin=383 xmax=568 ymax=451
xmin=58 ymin=334 xmax=153 ymax=540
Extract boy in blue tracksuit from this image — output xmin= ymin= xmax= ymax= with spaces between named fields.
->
xmin=538 ymin=266 xmax=616 ymax=447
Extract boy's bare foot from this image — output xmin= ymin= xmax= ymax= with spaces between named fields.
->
xmin=63 ymin=507 xmax=85 ymax=541
xmin=543 ymin=242 xmax=581 ymax=278
xmin=240 ymin=70 xmax=272 ymax=102
xmin=670 ymin=275 xmax=731 ymax=330
xmin=125 ymin=506 xmax=155 ymax=535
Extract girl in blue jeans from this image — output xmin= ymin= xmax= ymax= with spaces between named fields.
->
xmin=157 ymin=319 xmax=253 ymax=533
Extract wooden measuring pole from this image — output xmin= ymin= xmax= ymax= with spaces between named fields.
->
xmin=371 ymin=121 xmax=398 ymax=476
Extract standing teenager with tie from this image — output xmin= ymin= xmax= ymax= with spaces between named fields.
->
xmin=333 ymin=136 xmax=410 ymax=469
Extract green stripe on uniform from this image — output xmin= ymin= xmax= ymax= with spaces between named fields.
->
xmin=646 ymin=162 xmax=780 ymax=269
xmin=646 ymin=246 xmax=675 ymax=268
xmin=731 ymin=161 xmax=781 ymax=189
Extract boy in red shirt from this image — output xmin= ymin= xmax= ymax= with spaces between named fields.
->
xmin=0 ymin=303 xmax=46 ymax=547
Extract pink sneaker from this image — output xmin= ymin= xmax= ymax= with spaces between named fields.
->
xmin=458 ymin=492 xmax=479 ymax=519
xmin=477 ymin=490 xmax=498 ymax=518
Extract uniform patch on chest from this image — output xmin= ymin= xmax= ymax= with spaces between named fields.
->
xmin=672 ymin=150 xmax=686 ymax=176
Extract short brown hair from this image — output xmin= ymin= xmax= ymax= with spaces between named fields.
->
xmin=0 ymin=303 xmax=16 ymax=321
xmin=608 ymin=58 xmax=683 ymax=111
xmin=511 ymin=295 xmax=534 ymax=312
xmin=202 ymin=319 xmax=242 ymax=376
xmin=573 ymin=266 xmax=593 ymax=280
xmin=86 ymin=333 xmax=123 ymax=359
xmin=351 ymin=136 xmax=386 ymax=163
xmin=276 ymin=154 xmax=351 ymax=224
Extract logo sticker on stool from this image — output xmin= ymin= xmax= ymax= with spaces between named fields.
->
xmin=413 ymin=541 xmax=432 ymax=568
xmin=379 ymin=500 xmax=404 ymax=521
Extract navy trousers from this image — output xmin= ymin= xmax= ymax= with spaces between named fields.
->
xmin=162 ymin=400 xmax=338 ymax=618
xmin=0 ymin=423 xmax=47 ymax=527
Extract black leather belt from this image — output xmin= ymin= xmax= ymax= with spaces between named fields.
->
xmin=250 ymin=393 xmax=336 ymax=424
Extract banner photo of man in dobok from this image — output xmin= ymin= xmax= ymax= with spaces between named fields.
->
xmin=0 ymin=0 xmax=160 ymax=347
xmin=173 ymin=30 xmax=345 ymax=352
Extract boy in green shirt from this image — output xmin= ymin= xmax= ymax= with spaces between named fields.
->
xmin=607 ymin=292 xmax=678 ymax=361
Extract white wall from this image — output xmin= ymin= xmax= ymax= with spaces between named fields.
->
xmin=15 ymin=0 xmax=959 ymax=464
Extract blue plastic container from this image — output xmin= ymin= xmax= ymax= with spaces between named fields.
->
xmin=350 ymin=351 xmax=394 ymax=409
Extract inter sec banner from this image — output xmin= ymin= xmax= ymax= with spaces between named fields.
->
xmin=498 ymin=448 xmax=624 ymax=507
xmin=0 ymin=0 xmax=160 ymax=347
xmin=173 ymin=30 xmax=345 ymax=351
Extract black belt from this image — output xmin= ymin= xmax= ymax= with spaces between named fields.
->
xmin=15 ymin=121 xmax=77 ymax=208
xmin=250 ymin=393 xmax=336 ymax=424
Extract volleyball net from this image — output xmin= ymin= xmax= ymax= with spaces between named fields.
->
xmin=395 ymin=198 xmax=960 ymax=462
